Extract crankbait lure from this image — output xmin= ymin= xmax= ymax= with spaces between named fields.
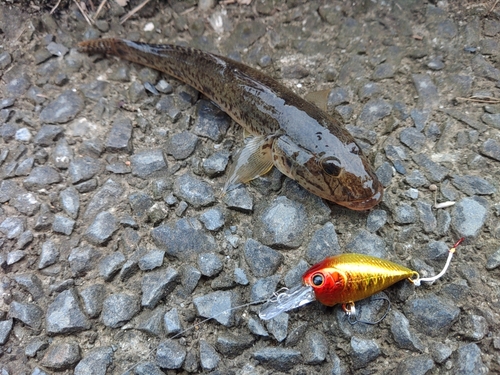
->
xmin=259 ymin=238 xmax=464 ymax=320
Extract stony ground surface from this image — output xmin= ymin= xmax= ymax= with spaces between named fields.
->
xmin=1 ymin=0 xmax=500 ymax=374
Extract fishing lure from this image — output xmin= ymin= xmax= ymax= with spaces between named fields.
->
xmin=259 ymin=238 xmax=464 ymax=320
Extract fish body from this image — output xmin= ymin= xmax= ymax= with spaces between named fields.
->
xmin=78 ymin=38 xmax=383 ymax=210
xmin=302 ymin=253 xmax=417 ymax=306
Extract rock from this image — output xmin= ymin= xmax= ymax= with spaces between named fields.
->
xmin=234 ymin=267 xmax=249 ymax=285
xmin=486 ymin=248 xmax=500 ymax=270
xmin=166 ymin=131 xmax=199 ymax=160
xmin=430 ymin=342 xmax=453 ymax=364
xmin=0 ymin=319 xmax=13 ymax=345
xmin=163 ymin=308 xmax=182 ymax=335
xmin=350 ymin=336 xmax=381 ymax=369
xmin=400 ymin=128 xmax=426 ymax=152
xmin=300 ymin=330 xmax=328 ymax=364
xmin=8 ymin=301 xmax=43 ymax=329
xmin=412 ymin=153 xmax=448 ymax=182
xmin=105 ymin=117 xmax=133 ymax=153
xmin=69 ymin=156 xmax=102 ymax=184
xmin=151 ymin=218 xmax=216 ymax=260
xmin=199 ymin=340 xmax=220 ymax=371
xmin=84 ymin=211 xmax=118 ymax=245
xmin=248 ymin=317 xmax=268 ymax=337
xmin=244 ymin=238 xmax=283 ymax=277
xmin=25 ymin=337 xmax=48 ymax=357
xmin=40 ymin=90 xmax=84 ymax=123
xmin=138 ymin=249 xmax=165 ymax=271
xmin=223 ymin=186 xmax=254 ymax=212
xmin=454 ymin=343 xmax=487 ymax=375
xmin=41 ymin=342 xmax=81 ymax=370
xmin=366 ymin=209 xmax=387 ymax=232
xmin=216 ymin=332 xmax=254 ymax=357
xmin=136 ymin=307 xmax=165 ymax=337
xmin=404 ymin=293 xmax=460 ymax=337
xmin=250 ymin=275 xmax=280 ymax=303
xmin=60 ymin=186 xmax=80 ymax=219
xmin=180 ymin=265 xmax=202 ymax=294
xmin=396 ymin=354 xmax=434 ymax=375
xmin=156 ymin=340 xmax=186 ymax=369
xmin=173 ymin=173 xmax=215 ymax=208
xmin=203 ymin=150 xmax=230 ymax=176
xmin=193 ymin=290 xmax=235 ymax=326
xmin=34 ymin=125 xmax=64 ymax=146
xmin=53 ymin=138 xmax=73 ymax=169
xmin=83 ymin=179 xmax=124 ymax=220
xmin=412 ymin=74 xmax=439 ymax=109
xmin=451 ymin=175 xmax=496 ymax=195
xmin=80 ymin=284 xmax=106 ymax=318
xmin=345 ymin=229 xmax=386 ymax=258
xmin=101 ymin=293 xmax=139 ymax=328
xmin=357 ymin=98 xmax=392 ymax=128
xmin=141 ymin=268 xmax=179 ymax=309
xmin=265 ymin=313 xmax=289 ymax=342
xmin=0 ymin=216 xmax=25 ymax=239
xmin=23 ymin=166 xmax=61 ymax=190
xmin=255 ymin=196 xmax=307 ymax=248
xmin=252 ymin=347 xmax=302 ymax=371
xmin=197 ymin=253 xmax=223 ymax=277
xmin=74 ymin=346 xmax=113 ymax=375
xmin=480 ymin=138 xmax=500 ymax=161
xmin=99 ymin=252 xmax=126 ymax=281
xmin=12 ymin=274 xmax=44 ymax=300
xmin=46 ymin=289 xmax=91 ymax=334
xmin=415 ymin=201 xmax=436 ymax=233
xmin=306 ymin=222 xmax=341 ymax=264
xmin=130 ymin=149 xmax=167 ymax=179
xmin=199 ymin=208 xmax=225 ymax=231
xmin=284 ymin=259 xmax=309 ymax=288
xmin=390 ymin=309 xmax=424 ymax=352
xmin=451 ymin=197 xmax=488 ymax=238
xmin=394 ymin=203 xmax=417 ymax=224
xmin=68 ymin=246 xmax=100 ymax=277
xmin=52 ymin=215 xmax=75 ymax=235
xmin=11 ymin=192 xmax=40 ymax=216
xmin=192 ymin=100 xmax=231 ymax=142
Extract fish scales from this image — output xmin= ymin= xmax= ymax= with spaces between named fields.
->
xmin=78 ymin=38 xmax=383 ymax=210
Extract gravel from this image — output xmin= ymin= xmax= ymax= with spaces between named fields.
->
xmin=2 ymin=2 xmax=498 ymax=374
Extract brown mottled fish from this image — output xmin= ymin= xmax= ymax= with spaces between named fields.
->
xmin=77 ymin=38 xmax=383 ymax=210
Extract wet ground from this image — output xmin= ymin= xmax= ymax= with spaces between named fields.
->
xmin=1 ymin=0 xmax=500 ymax=374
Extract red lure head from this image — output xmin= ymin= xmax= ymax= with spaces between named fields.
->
xmin=302 ymin=257 xmax=346 ymax=306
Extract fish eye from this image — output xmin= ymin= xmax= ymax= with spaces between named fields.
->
xmin=312 ymin=273 xmax=324 ymax=286
xmin=320 ymin=157 xmax=342 ymax=176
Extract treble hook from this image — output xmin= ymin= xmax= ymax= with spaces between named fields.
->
xmin=342 ymin=295 xmax=392 ymax=325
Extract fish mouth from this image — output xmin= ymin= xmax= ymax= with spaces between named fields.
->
xmin=338 ymin=189 xmax=383 ymax=211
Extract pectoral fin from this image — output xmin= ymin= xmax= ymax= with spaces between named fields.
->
xmin=223 ymin=135 xmax=275 ymax=192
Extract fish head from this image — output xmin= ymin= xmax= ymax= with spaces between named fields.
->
xmin=302 ymin=257 xmax=346 ymax=306
xmin=272 ymin=135 xmax=383 ymax=210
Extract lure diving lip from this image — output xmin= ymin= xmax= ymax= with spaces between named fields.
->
xmin=259 ymin=238 xmax=464 ymax=321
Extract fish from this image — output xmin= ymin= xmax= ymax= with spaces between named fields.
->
xmin=77 ymin=38 xmax=383 ymax=210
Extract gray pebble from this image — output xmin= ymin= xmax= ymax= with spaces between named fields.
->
xmin=197 ymin=253 xmax=223 ymax=277
xmin=41 ymin=342 xmax=81 ymax=370
xmin=129 ymin=192 xmax=154 ymax=217
xmin=248 ymin=317 xmax=268 ymax=337
xmin=80 ymin=284 xmax=106 ymax=318
xmin=366 ymin=209 xmax=387 ymax=232
xmin=166 ymin=131 xmax=199 ymax=160
xmin=12 ymin=273 xmax=44 ymax=300
xmin=251 ymin=275 xmax=280 ymax=303
xmin=174 ymin=173 xmax=215 ymax=208
xmin=373 ymin=62 xmax=395 ymax=80
xmin=23 ymin=166 xmax=61 ymax=190
xmin=451 ymin=197 xmax=488 ymax=238
xmin=300 ymin=330 xmax=328 ymax=364
xmin=350 ymin=336 xmax=381 ymax=369
xmin=102 ymin=293 xmax=139 ymax=328
xmin=430 ymin=342 xmax=453 ymax=363
xmin=396 ymin=354 xmax=434 ymax=375
xmin=52 ymin=215 xmax=75 ymax=235
xmin=199 ymin=208 xmax=225 ymax=231
xmin=130 ymin=149 xmax=167 ymax=179
xmin=8 ymin=301 xmax=43 ymax=329
xmin=412 ymin=153 xmax=449 ymax=182
xmin=199 ymin=340 xmax=220 ymax=371
xmin=454 ymin=343 xmax=487 ymax=375
xmin=0 ymin=180 xmax=20 ymax=203
xmin=0 ymin=216 xmax=26 ymax=239
xmin=11 ymin=192 xmax=39 ymax=216
xmin=375 ymin=161 xmax=394 ymax=186
xmin=192 ymin=100 xmax=231 ymax=142
xmin=83 ymin=179 xmax=124 ymax=220
xmin=405 ymin=170 xmax=429 ymax=187
xmin=400 ymin=127 xmax=426 ymax=152
xmin=223 ymin=186 xmax=254 ymax=212
xmin=415 ymin=201 xmax=436 ymax=232
xmin=234 ymin=267 xmax=249 ymax=285
xmin=7 ymin=74 xmax=30 ymax=97
xmin=85 ymin=211 xmax=118 ymax=245
xmin=163 ymin=308 xmax=182 ymax=335
xmin=69 ymin=156 xmax=102 ymax=184
xmin=40 ymin=90 xmax=83 ymax=123
xmin=68 ymin=246 xmax=99 ymax=277
xmin=34 ymin=203 xmax=54 ymax=231
xmin=306 ymin=222 xmax=341 ymax=264
xmin=0 ymin=319 xmax=13 ymax=345
xmin=410 ymin=109 xmax=429 ymax=131
xmin=15 ymin=127 xmax=32 ymax=142
xmin=34 ymin=125 xmax=64 ymax=146
xmin=481 ymin=113 xmax=500 ymax=129
xmin=265 ymin=313 xmax=289 ymax=342
xmin=152 ymin=218 xmax=216 ymax=260
xmin=412 ymin=74 xmax=439 ymax=109
xmin=25 ymin=337 xmax=48 ymax=357
xmin=216 ymin=332 xmax=255 ymax=357
xmin=156 ymin=340 xmax=186 ymax=369
xmin=156 ymin=80 xmax=173 ymax=93
xmin=136 ymin=307 xmax=165 ymax=337
xmin=99 ymin=252 xmax=126 ymax=281
xmin=424 ymin=240 xmax=449 ymax=260
xmin=180 ymin=264 xmax=202 ymax=293
xmin=404 ymin=293 xmax=459 ymax=337
xmin=252 ymin=347 xmax=302 ymax=371
xmin=462 ymin=314 xmax=488 ymax=341
xmin=47 ymin=42 xmax=68 ymax=57
xmin=284 ymin=260 xmax=309 ymax=288
xmin=244 ymin=238 xmax=283 ymax=277
xmin=480 ymin=138 xmax=500 ymax=161
xmin=357 ymin=98 xmax=392 ymax=128
xmin=193 ymin=290 xmax=235 ymax=326
xmin=486 ymin=248 xmax=500 ymax=270
xmin=0 ymin=51 xmax=12 ymax=69
xmin=46 ymin=289 xmax=91 ymax=334
xmin=141 ymin=267 xmax=179 ymax=309
xmin=105 ymin=117 xmax=133 ymax=153
xmin=60 ymin=186 xmax=80 ymax=219
xmin=451 ymin=175 xmax=496 ymax=195
xmin=255 ymin=196 xmax=307 ymax=248
xmin=74 ymin=346 xmax=113 ymax=375
xmin=390 ymin=309 xmax=424 ymax=352
xmin=345 ymin=229 xmax=386 ymax=258
xmin=203 ymin=150 xmax=230 ymax=176
xmin=15 ymin=157 xmax=34 ymax=177
xmin=138 ymin=249 xmax=165 ymax=271
xmin=8 ymin=249 xmax=26 ymax=264
xmin=53 ymin=138 xmax=73 ymax=169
